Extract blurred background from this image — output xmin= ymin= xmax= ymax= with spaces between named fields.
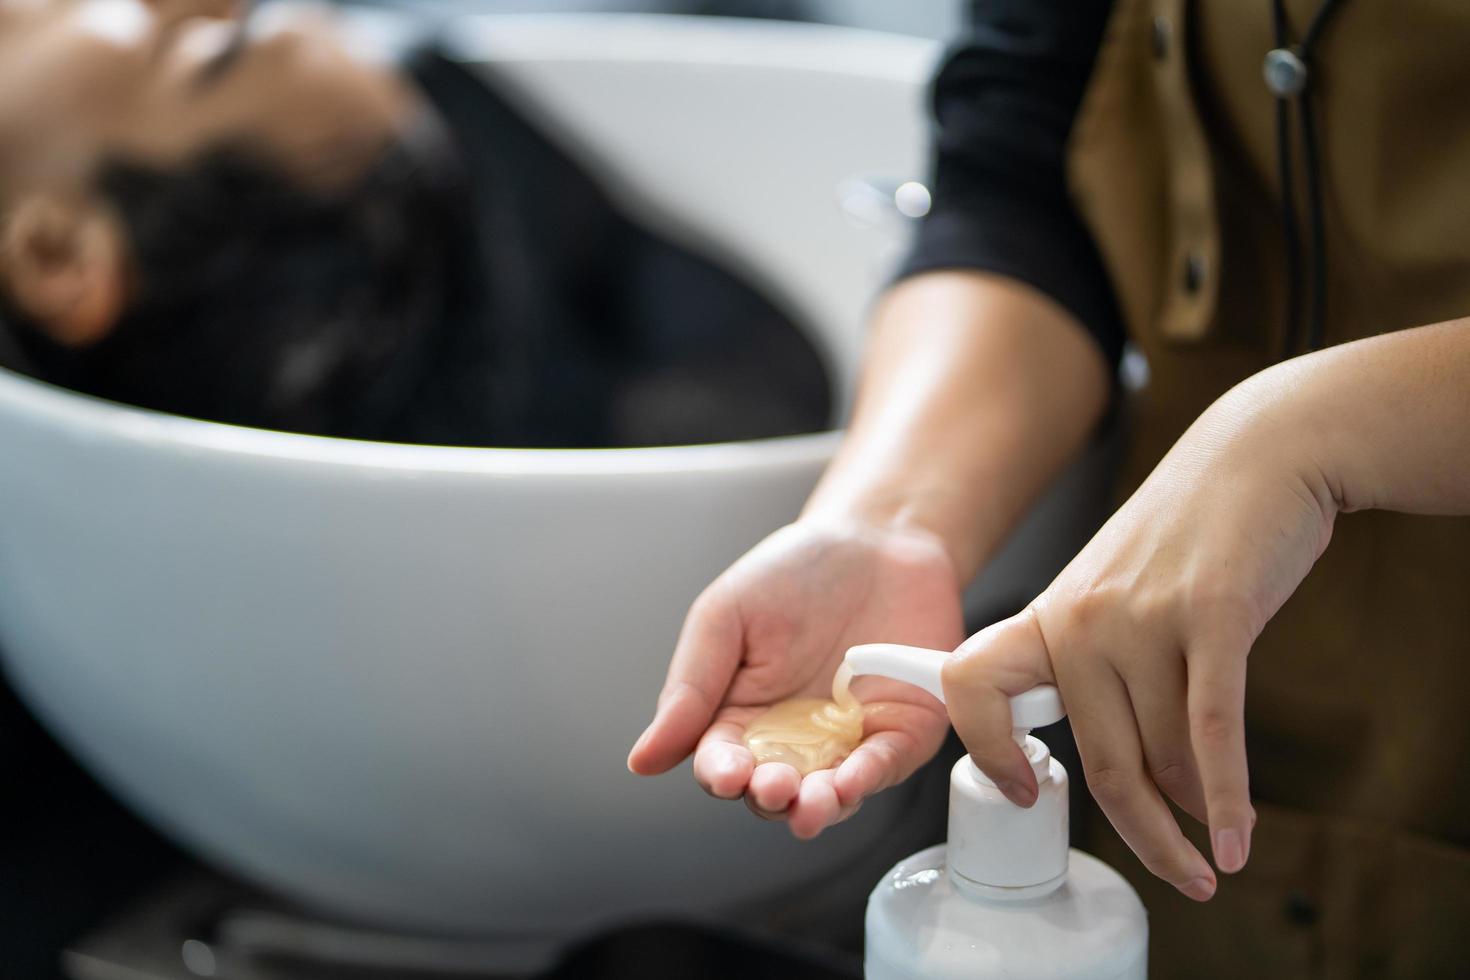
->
xmin=0 ymin=3 xmax=1098 ymax=980
xmin=0 ymin=4 xmax=953 ymax=977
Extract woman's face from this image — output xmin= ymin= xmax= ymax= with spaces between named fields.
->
xmin=0 ymin=0 xmax=418 ymax=197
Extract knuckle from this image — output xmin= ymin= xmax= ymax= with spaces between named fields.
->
xmin=687 ymin=586 xmax=726 ymax=625
xmin=1149 ymin=760 xmax=1195 ymax=793
xmin=668 ymin=679 xmax=714 ymax=713
xmin=866 ymin=740 xmax=902 ymax=779
xmin=1055 ymin=588 xmax=1109 ymax=636
xmin=1210 ymin=803 xmax=1255 ymax=829
xmin=1134 ymin=847 xmax=1198 ymax=887
xmin=1192 ymin=707 xmax=1240 ymax=745
xmin=941 ymin=649 xmax=996 ymax=701
xmin=939 ymin=653 xmax=973 ymax=692
xmin=1084 ymin=764 xmax=1138 ymax=807
xmin=1123 ymin=589 xmax=1173 ymax=628
xmin=1182 ymin=585 xmax=1260 ymax=637
xmin=1050 ymin=584 xmax=1137 ymax=646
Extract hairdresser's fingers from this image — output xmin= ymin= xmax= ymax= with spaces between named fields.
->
xmin=690 ymin=713 xmax=756 ymax=800
xmin=628 ymin=583 xmax=743 ymax=775
xmin=942 ymin=610 xmax=1056 ymax=806
xmin=833 ymin=725 xmax=928 ymax=807
xmin=1187 ymin=632 xmax=1255 ymax=875
xmin=785 ymin=769 xmax=850 ymax=840
xmin=1122 ymin=655 xmax=1209 ymax=825
xmin=1065 ymin=660 xmax=1217 ymax=902
xmin=745 ymin=795 xmax=787 ymax=822
xmin=746 ymin=762 xmax=802 ymax=817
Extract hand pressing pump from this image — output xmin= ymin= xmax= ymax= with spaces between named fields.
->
xmin=847 ymin=644 xmax=1147 ymax=980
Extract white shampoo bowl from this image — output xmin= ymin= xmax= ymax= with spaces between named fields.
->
xmin=0 ymin=14 xmax=1117 ymax=967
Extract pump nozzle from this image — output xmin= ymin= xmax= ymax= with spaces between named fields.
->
xmin=846 ymin=643 xmax=1073 ymax=898
xmin=844 ymin=643 xmax=1065 ymax=740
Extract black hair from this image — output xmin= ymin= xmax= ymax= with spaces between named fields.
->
xmin=2 ymin=117 xmax=469 ymax=439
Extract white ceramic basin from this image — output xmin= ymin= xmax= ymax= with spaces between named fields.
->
xmin=0 ymin=13 xmax=1117 ymax=968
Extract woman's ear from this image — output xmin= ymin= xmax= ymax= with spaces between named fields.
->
xmin=0 ymin=193 xmax=129 ymax=347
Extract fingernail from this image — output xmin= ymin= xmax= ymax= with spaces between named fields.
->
xmin=1214 ymin=828 xmax=1246 ymax=874
xmin=626 ymin=732 xmax=650 ymax=771
xmin=1181 ymin=876 xmax=1217 ymax=902
xmin=996 ymin=778 xmax=1037 ymax=807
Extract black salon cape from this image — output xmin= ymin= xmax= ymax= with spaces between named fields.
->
xmin=385 ymin=49 xmax=830 ymax=448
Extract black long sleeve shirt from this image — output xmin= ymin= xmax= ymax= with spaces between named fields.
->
xmin=898 ymin=0 xmax=1124 ymax=372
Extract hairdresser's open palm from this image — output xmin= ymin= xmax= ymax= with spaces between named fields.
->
xmin=628 ymin=521 xmax=963 ymax=838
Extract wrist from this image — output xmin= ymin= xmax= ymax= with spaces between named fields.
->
xmin=792 ymin=505 xmax=964 ymax=590
xmin=1209 ymin=361 xmax=1345 ymax=523
xmin=1248 ymin=320 xmax=1470 ymax=517
xmin=801 ymin=478 xmax=994 ymax=582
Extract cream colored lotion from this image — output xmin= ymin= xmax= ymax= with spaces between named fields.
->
xmin=743 ymin=662 xmax=863 ymax=775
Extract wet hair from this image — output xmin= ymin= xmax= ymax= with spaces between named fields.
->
xmin=1 ymin=118 xmax=468 ymax=438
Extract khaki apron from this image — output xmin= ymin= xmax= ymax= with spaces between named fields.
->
xmin=1065 ymin=1 xmax=1470 ymax=976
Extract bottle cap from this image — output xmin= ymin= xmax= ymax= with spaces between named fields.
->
xmin=844 ymin=643 xmax=1070 ymax=897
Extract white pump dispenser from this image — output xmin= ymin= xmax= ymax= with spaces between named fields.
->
xmin=846 ymin=643 xmax=1147 ymax=980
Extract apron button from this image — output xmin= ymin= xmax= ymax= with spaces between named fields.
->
xmin=1264 ymin=47 xmax=1309 ymax=97
xmin=1183 ymin=251 xmax=1208 ymax=293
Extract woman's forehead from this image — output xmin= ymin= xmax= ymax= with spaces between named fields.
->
xmin=0 ymin=0 xmax=158 ymax=62
xmin=2 ymin=0 xmax=153 ymax=35
xmin=0 ymin=0 xmax=418 ymax=188
xmin=0 ymin=1 xmax=241 ymax=47
xmin=69 ymin=0 xmax=155 ymax=44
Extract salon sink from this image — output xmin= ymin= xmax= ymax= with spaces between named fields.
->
xmin=0 ymin=13 xmax=1118 ymax=970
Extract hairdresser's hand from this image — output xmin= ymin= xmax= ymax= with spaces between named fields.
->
xmin=628 ymin=520 xmax=964 ymax=838
xmin=941 ymin=379 xmax=1339 ymax=903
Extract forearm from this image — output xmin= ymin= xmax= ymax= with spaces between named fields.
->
xmin=1226 ymin=317 xmax=1470 ymax=518
xmin=802 ymin=270 xmax=1111 ymax=581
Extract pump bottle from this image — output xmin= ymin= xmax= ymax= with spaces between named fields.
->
xmin=846 ymin=644 xmax=1147 ymax=980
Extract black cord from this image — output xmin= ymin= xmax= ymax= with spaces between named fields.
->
xmin=1269 ymin=0 xmax=1347 ymax=357
xmin=1271 ymin=0 xmax=1303 ymax=356
xmin=1300 ymin=92 xmax=1329 ymax=351
xmin=1303 ymin=0 xmax=1346 ymax=48
xmin=1300 ymin=0 xmax=1343 ymax=352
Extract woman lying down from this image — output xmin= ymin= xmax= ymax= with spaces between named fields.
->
xmin=0 ymin=0 xmax=830 ymax=447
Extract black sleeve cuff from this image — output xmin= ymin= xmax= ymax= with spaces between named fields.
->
xmin=892 ymin=0 xmax=1124 ymax=375
xmin=896 ymin=190 xmax=1126 ymax=374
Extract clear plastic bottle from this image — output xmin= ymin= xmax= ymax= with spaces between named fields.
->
xmin=846 ymin=644 xmax=1147 ymax=980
